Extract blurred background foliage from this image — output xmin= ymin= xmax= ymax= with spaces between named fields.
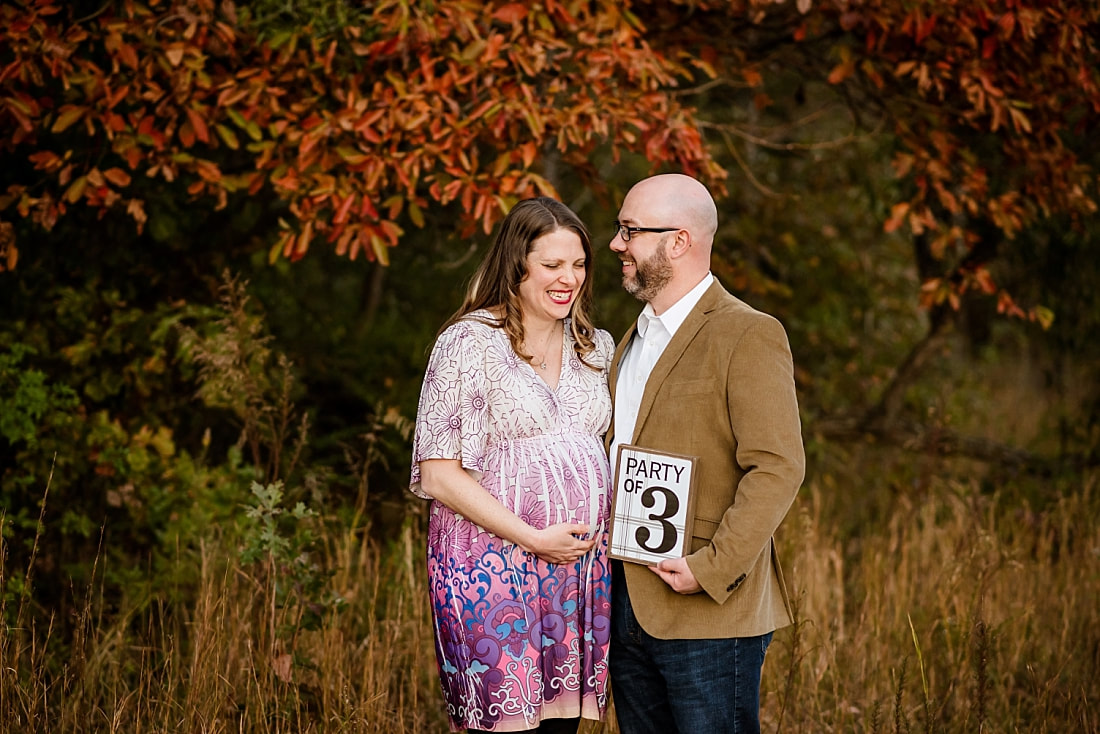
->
xmin=3 ymin=65 xmax=1097 ymax=623
xmin=3 ymin=8 xmax=1099 ymax=593
xmin=1 ymin=0 xmax=1099 ymax=729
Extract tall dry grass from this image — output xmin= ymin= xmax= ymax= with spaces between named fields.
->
xmin=3 ymin=471 xmax=1098 ymax=732
xmin=1 ymin=515 xmax=444 ymax=733
xmin=766 ymin=472 xmax=1100 ymax=733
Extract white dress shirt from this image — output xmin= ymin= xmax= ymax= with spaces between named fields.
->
xmin=611 ymin=273 xmax=714 ymax=473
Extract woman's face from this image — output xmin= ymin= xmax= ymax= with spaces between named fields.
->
xmin=518 ymin=228 xmax=587 ymax=326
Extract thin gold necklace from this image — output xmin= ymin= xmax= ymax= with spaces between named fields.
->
xmin=526 ymin=321 xmax=559 ymax=370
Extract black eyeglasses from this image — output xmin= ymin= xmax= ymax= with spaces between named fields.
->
xmin=612 ymin=222 xmax=679 ymax=242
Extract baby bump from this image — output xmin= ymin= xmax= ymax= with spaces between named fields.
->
xmin=483 ymin=435 xmax=610 ymax=529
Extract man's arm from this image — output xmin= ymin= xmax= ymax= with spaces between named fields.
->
xmin=684 ymin=315 xmax=805 ymax=603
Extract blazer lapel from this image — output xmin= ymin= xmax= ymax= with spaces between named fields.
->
xmin=608 ymin=323 xmax=637 ymax=397
xmin=630 ymin=281 xmax=724 ymax=443
xmin=605 ymin=323 xmax=637 ymax=451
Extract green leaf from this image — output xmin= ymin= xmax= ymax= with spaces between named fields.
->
xmin=408 ymin=200 xmax=424 ymax=228
xmin=226 ymin=108 xmax=263 ymax=142
xmin=215 ymin=124 xmax=240 ymax=150
xmin=51 ymin=106 xmax=86 ymax=133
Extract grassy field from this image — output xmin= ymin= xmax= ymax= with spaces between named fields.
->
xmin=3 ymin=470 xmax=1097 ymax=732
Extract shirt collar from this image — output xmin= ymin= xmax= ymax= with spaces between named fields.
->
xmin=637 ymin=273 xmax=714 ymax=339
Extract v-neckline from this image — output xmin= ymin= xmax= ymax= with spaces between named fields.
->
xmin=529 ymin=321 xmax=569 ymax=392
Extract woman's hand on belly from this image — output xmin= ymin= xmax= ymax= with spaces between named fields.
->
xmin=521 ymin=523 xmax=595 ymax=565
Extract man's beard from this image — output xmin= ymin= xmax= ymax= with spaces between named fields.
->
xmin=623 ymin=244 xmax=672 ymax=303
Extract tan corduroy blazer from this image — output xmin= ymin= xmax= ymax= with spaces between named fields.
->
xmin=607 ymin=280 xmax=805 ymax=639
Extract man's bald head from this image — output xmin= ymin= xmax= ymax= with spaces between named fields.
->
xmin=626 ymin=174 xmax=718 ymax=253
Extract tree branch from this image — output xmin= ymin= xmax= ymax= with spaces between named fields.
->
xmin=859 ymin=320 xmax=949 ymax=432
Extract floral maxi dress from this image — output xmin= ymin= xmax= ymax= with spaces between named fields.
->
xmin=410 ymin=313 xmax=614 ymax=732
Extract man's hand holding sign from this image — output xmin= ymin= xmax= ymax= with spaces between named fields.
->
xmin=609 ymin=445 xmax=698 ymax=591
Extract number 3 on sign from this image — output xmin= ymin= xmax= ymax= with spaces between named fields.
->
xmin=609 ymin=445 xmax=698 ymax=565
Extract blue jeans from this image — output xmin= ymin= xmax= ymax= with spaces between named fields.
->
xmin=609 ymin=563 xmax=773 ymax=734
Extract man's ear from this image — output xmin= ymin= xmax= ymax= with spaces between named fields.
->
xmin=669 ymin=229 xmax=692 ymax=259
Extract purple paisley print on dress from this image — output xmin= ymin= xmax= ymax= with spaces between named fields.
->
xmin=411 ymin=312 xmax=613 ymax=732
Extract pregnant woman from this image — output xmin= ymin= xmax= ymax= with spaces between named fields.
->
xmin=410 ymin=197 xmax=614 ymax=733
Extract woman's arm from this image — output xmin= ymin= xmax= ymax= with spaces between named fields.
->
xmin=419 ymin=458 xmax=595 ymax=564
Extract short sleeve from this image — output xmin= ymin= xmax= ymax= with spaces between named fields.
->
xmin=408 ymin=320 xmax=491 ymax=499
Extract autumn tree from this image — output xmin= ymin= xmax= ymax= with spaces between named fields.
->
xmin=3 ymin=0 xmax=1099 ymax=621
xmin=0 ymin=0 xmax=734 ymax=625
xmin=2 ymin=3 xmax=1098 ymax=725
xmin=6 ymin=0 xmax=1095 ymax=310
xmin=621 ymin=0 xmax=1100 ymax=467
xmin=0 ymin=0 xmax=721 ymax=271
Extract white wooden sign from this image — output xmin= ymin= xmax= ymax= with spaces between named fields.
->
xmin=609 ymin=445 xmax=698 ymax=565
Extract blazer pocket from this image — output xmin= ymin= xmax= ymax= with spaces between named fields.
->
xmin=689 ymin=517 xmax=723 ymax=553
xmin=691 ymin=517 xmax=721 ymax=542
xmin=663 ymin=378 xmax=717 ymax=398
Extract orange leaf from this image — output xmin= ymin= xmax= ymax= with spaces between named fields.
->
xmin=123 ymin=146 xmax=142 ymax=169
xmin=884 ymin=202 xmax=909 ymax=233
xmin=105 ymin=112 xmax=127 ymax=133
xmin=117 ymin=42 xmax=139 ymax=70
xmin=332 ymin=192 xmax=355 ymax=224
xmin=186 ymin=108 xmax=210 ymax=144
xmin=103 ymin=167 xmax=131 ymax=187
xmin=292 ymin=220 xmax=313 ymax=261
xmin=380 ymin=220 xmax=402 ymax=245
xmin=106 ymin=83 xmax=131 ymax=110
xmin=334 ymin=227 xmax=354 ymax=256
xmin=493 ymin=3 xmax=528 ymax=24
xmin=827 ymin=61 xmax=855 ymax=85
xmin=5 ymin=102 xmax=33 ymax=133
xmin=973 ymin=267 xmax=996 ymax=294
xmin=179 ymin=120 xmax=195 ymax=147
xmin=521 ymin=142 xmax=536 ymax=168
xmin=3 ymin=242 xmax=17 ymax=271
xmin=28 ymin=151 xmax=63 ymax=171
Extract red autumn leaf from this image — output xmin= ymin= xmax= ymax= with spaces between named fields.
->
xmin=332 ymin=192 xmax=355 ymax=224
xmin=186 ymin=108 xmax=210 ymax=144
xmin=179 ymin=119 xmax=196 ymax=147
xmin=915 ymin=14 xmax=937 ymax=43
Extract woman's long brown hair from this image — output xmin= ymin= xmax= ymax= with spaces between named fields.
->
xmin=437 ymin=197 xmax=599 ymax=368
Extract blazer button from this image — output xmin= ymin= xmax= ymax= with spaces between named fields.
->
xmin=726 ymin=573 xmax=747 ymax=592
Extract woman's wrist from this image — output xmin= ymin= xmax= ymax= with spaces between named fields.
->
xmin=514 ymin=523 xmax=539 ymax=554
